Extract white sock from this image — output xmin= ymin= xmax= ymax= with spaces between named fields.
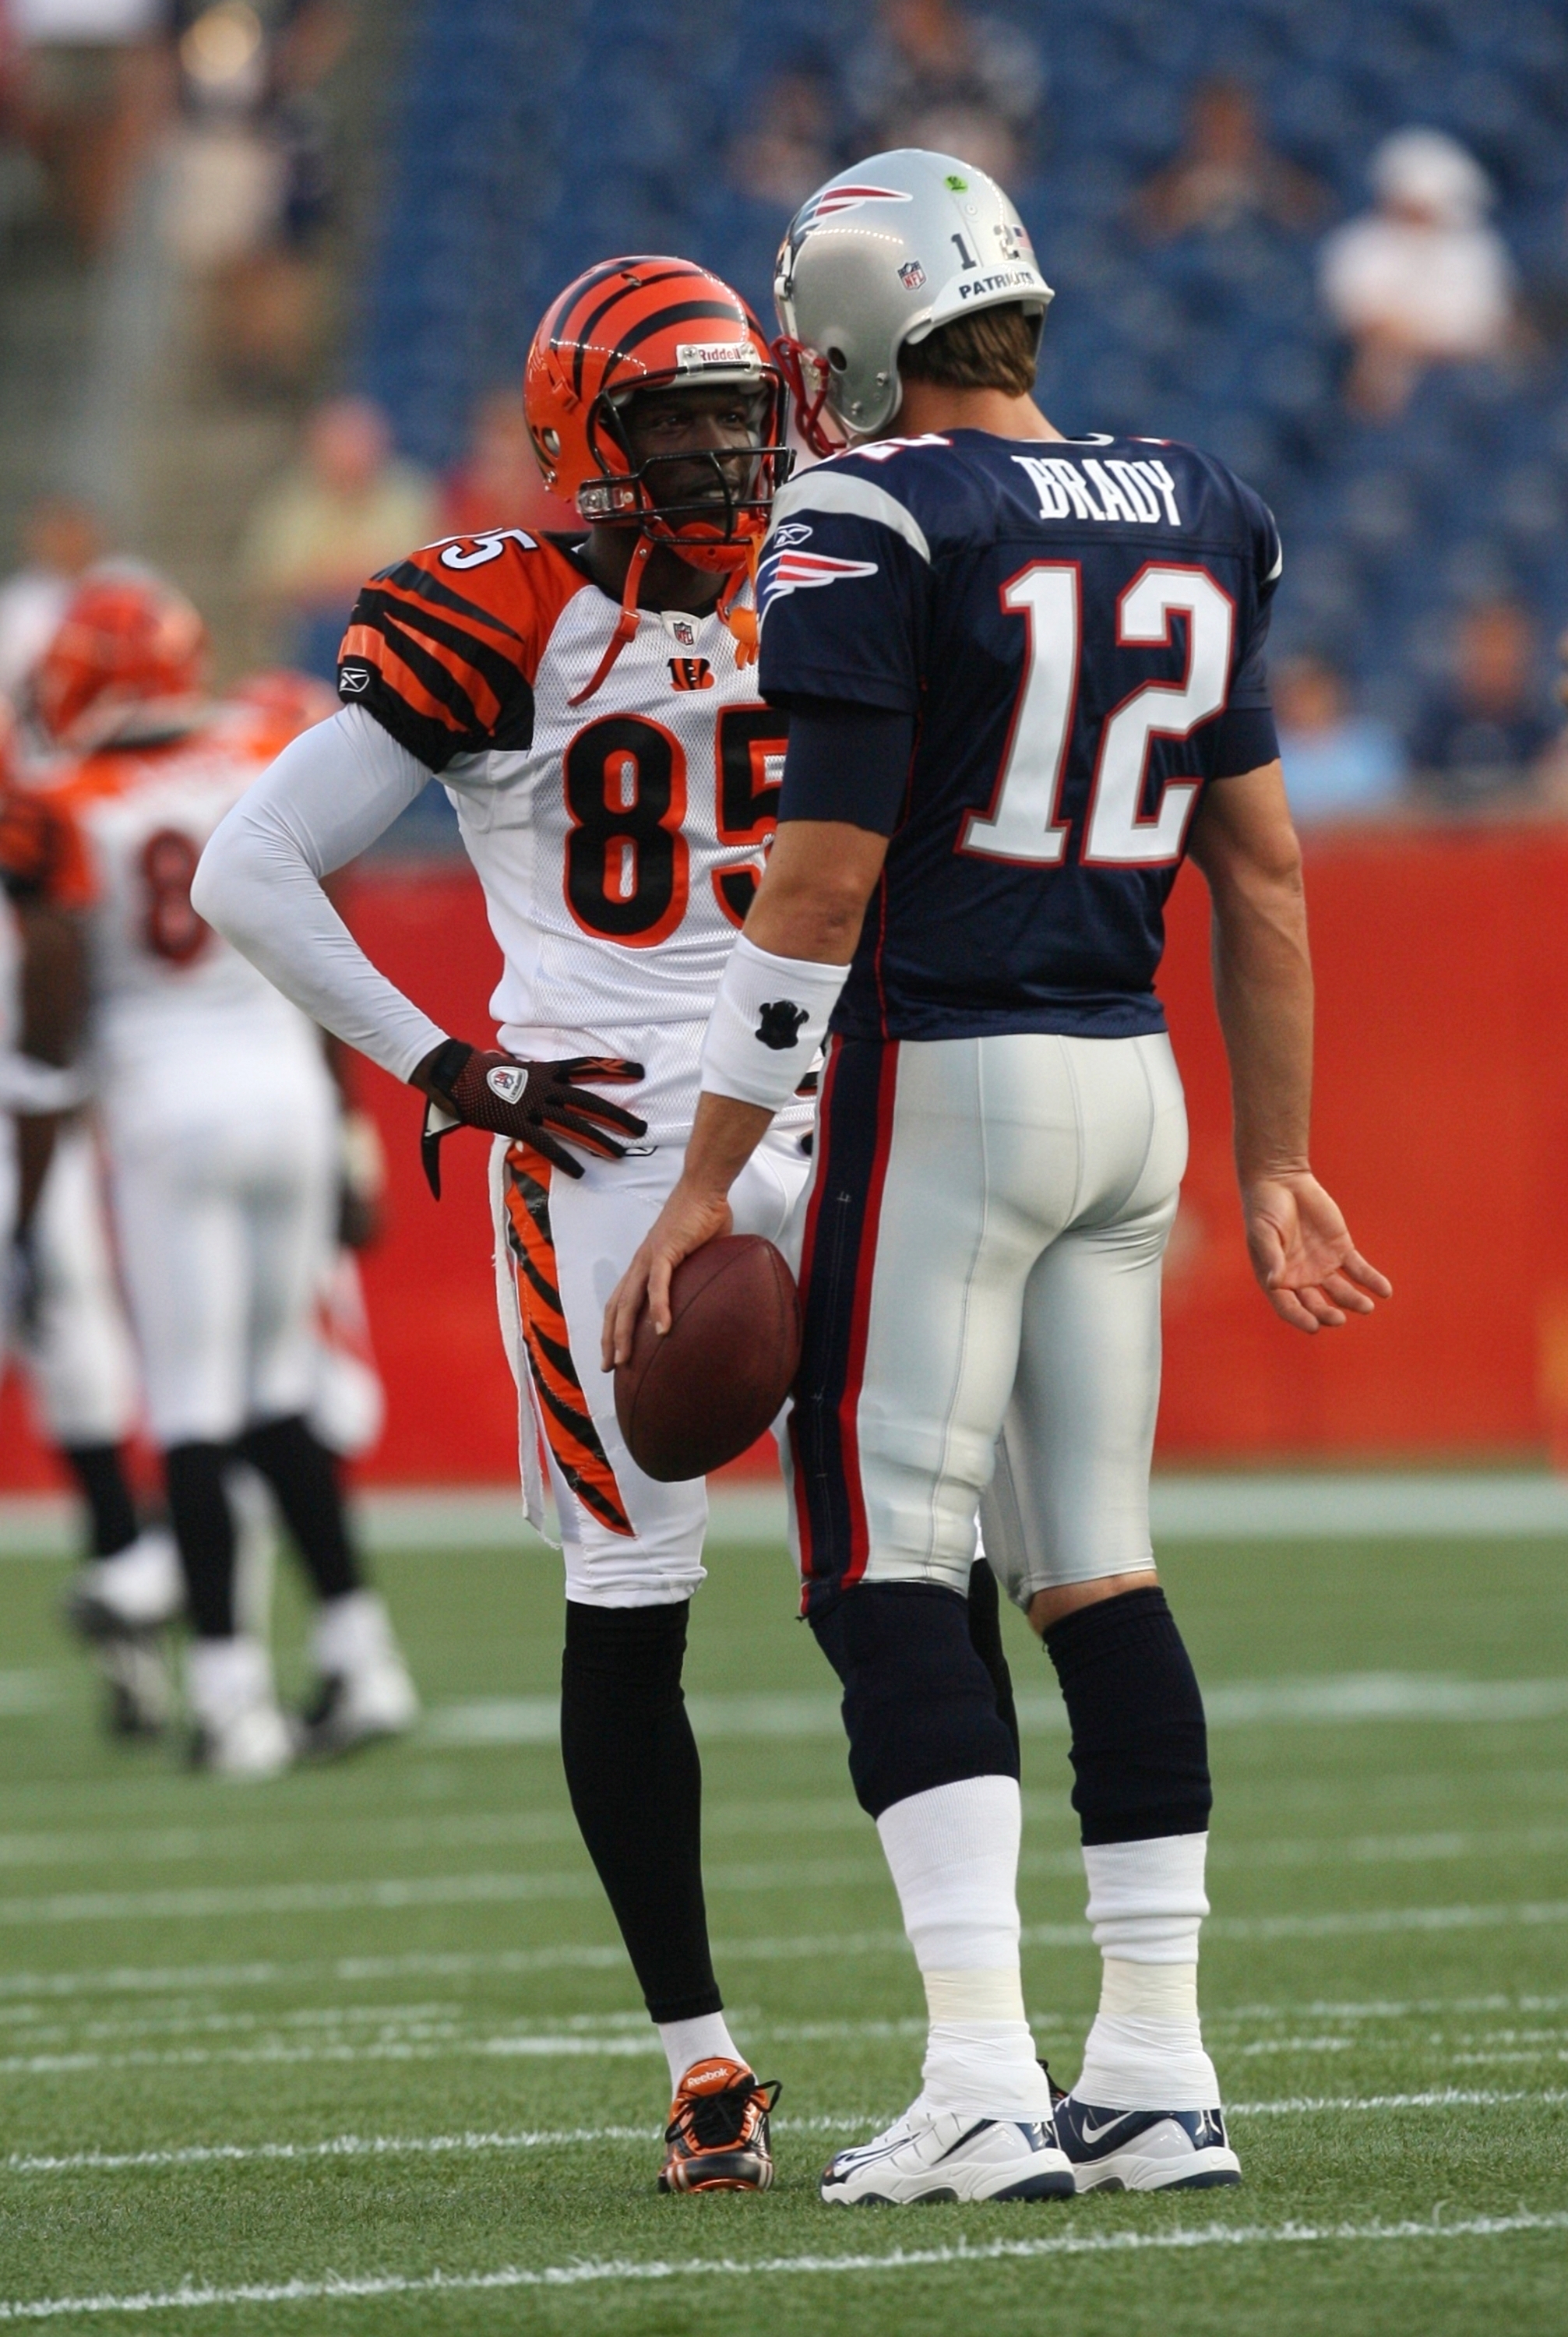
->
xmin=1074 ymin=1835 xmax=1218 ymax=2109
xmin=877 ymin=1776 xmax=1051 ymax=2118
xmin=657 ymin=2011 xmax=742 ymax=2092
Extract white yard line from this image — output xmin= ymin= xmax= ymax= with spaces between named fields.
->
xmin=9 ymin=2092 xmax=1568 ymax=2181
xmin=0 ymin=1814 xmax=1562 ymax=1880
xmin=422 ymin=1674 xmax=1568 ymax=1744
xmin=6 ymin=1905 xmax=1568 ymax=2001
xmin=8 ymin=1473 xmax=1568 ymax=1560
xmin=0 ymin=1855 xmax=896 ymax=1930
xmin=3 ymin=2209 xmax=1567 ymax=2320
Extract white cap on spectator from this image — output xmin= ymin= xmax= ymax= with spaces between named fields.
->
xmin=1372 ymin=129 xmax=1492 ymax=228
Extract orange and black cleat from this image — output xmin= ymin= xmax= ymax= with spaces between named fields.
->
xmin=660 ymin=2057 xmax=780 ymax=2193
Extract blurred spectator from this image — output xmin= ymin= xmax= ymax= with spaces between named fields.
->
xmin=1320 ymin=130 xmax=1517 ymax=419
xmin=0 ymin=498 xmax=104 ymax=699
xmin=844 ymin=0 xmax=1043 ymax=186
xmin=1136 ymin=80 xmax=1330 ymax=243
xmin=1274 ymin=654 xmax=1405 ymax=824
xmin=1408 ymin=600 xmax=1564 ymax=813
xmin=239 ymin=396 xmax=435 ymax=679
xmin=440 ymin=386 xmax=575 ymax=539
xmin=731 ymin=65 xmax=838 ymax=213
xmin=166 ymin=0 xmax=351 ymax=392
xmin=7 ymin=0 xmax=173 ymax=252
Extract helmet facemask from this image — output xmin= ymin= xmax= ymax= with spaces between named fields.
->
xmin=580 ymin=375 xmax=793 ymax=573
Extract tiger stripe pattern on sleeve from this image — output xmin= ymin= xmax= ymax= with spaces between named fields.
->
xmin=337 ymin=534 xmax=586 ymax=773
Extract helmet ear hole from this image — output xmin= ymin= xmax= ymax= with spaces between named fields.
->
xmin=826 ymin=347 xmax=847 ymax=372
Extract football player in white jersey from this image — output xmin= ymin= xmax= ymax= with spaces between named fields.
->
xmin=196 ymin=256 xmax=824 ymax=2191
xmin=33 ymin=566 xmax=418 ymax=1776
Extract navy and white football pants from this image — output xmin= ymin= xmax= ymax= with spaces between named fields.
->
xmin=784 ymin=1031 xmax=1187 ymax=1615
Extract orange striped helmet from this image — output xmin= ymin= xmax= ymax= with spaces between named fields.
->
xmin=33 ymin=563 xmax=206 ymax=751
xmin=524 ymin=256 xmax=791 ymax=572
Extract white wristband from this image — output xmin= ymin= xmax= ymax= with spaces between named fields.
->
xmin=699 ymin=934 xmax=849 ymax=1111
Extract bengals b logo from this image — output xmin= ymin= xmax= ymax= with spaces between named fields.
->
xmin=669 ymin=657 xmax=714 ymax=690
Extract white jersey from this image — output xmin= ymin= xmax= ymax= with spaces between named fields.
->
xmin=43 ymin=703 xmax=327 ymax=1103
xmin=0 ymin=892 xmax=19 ymax=1273
xmin=338 ymin=530 xmax=809 ymax=1144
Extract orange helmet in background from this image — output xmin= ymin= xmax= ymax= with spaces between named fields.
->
xmin=32 ymin=564 xmax=207 ymax=753
xmin=523 ymin=256 xmax=791 ymax=573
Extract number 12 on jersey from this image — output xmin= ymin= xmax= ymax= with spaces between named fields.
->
xmin=960 ymin=561 xmax=1235 ymax=869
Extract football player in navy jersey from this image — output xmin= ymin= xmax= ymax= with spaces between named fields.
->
xmin=608 ymin=149 xmax=1390 ymax=2207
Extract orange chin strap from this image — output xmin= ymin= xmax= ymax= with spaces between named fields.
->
xmin=717 ymin=537 xmax=761 ymax=669
xmin=571 ymin=530 xmax=760 ymax=705
xmin=569 ymin=535 xmax=654 ymax=707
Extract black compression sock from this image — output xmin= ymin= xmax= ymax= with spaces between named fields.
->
xmin=235 ymin=1415 xmax=362 ymax=1605
xmin=1043 ymin=1585 xmax=1212 ymax=1845
xmin=967 ymin=1556 xmax=1020 ymax=1768
xmin=560 ymin=1600 xmax=721 ymax=2024
xmin=164 ymin=1442 xmax=237 ymax=1637
xmin=62 ymin=1443 xmax=139 ymax=1558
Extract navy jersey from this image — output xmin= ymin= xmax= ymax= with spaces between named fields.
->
xmin=757 ymin=430 xmax=1281 ymax=1041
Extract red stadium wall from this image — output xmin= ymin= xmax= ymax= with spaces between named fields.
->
xmin=5 ymin=829 xmax=1568 ymax=1488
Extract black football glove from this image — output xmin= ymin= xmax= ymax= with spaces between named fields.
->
xmin=416 ymin=1039 xmax=646 ymax=1197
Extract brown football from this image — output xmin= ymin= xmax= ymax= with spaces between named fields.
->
xmin=615 ymin=1234 xmax=802 ymax=1482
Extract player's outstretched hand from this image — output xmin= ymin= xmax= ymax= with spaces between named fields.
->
xmin=602 ymin=1178 xmax=734 ymax=1372
xmin=1242 ymin=1170 xmax=1391 ymax=1334
xmin=413 ymin=1040 xmax=645 ymax=1197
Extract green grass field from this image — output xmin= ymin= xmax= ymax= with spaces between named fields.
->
xmin=2 ymin=1518 xmax=1566 ymax=2334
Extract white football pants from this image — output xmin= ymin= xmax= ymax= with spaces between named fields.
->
xmin=492 ymin=1123 xmax=812 ymax=1608
xmin=784 ymin=1031 xmax=1186 ymax=1613
xmin=104 ymin=1038 xmax=338 ymax=1447
xmin=19 ymin=1120 xmax=139 ymax=1447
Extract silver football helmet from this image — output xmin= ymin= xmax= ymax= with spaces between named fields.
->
xmin=773 ymin=148 xmax=1054 ymax=453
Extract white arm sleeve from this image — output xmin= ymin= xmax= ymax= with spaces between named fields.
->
xmin=192 ymin=705 xmax=449 ymax=1084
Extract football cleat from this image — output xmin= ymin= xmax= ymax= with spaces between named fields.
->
xmin=660 ymin=2057 xmax=780 ymax=2193
xmin=185 ymin=1636 xmax=292 ymax=1780
xmin=820 ymin=2098 xmax=1074 ymax=2207
xmin=97 ymin=1632 xmax=174 ymax=1738
xmin=294 ymin=1591 xmax=419 ymax=1757
xmin=1052 ymin=2088 xmax=1241 ymax=2192
xmin=64 ymin=1528 xmax=182 ymax=1640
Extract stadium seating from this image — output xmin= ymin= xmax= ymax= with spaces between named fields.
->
xmin=361 ymin=0 xmax=1568 ymax=721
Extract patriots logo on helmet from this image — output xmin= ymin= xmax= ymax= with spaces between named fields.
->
xmin=796 ymin=182 xmax=914 ymax=227
xmin=757 ymin=548 xmax=879 ymax=619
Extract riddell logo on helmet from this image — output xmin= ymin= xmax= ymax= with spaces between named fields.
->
xmin=675 ymin=342 xmax=760 ymax=372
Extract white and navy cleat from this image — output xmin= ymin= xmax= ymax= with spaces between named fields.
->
xmin=820 ymin=2099 xmax=1075 ymax=2206
xmin=1052 ymin=2092 xmax=1241 ymax=2192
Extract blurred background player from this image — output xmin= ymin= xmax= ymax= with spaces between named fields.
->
xmin=196 ymin=258 xmax=812 ymax=2189
xmin=0 ymin=701 xmax=87 ymax=1367
xmin=28 ymin=562 xmax=416 ymax=1775
xmin=0 ymin=699 xmax=175 ymax=1732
